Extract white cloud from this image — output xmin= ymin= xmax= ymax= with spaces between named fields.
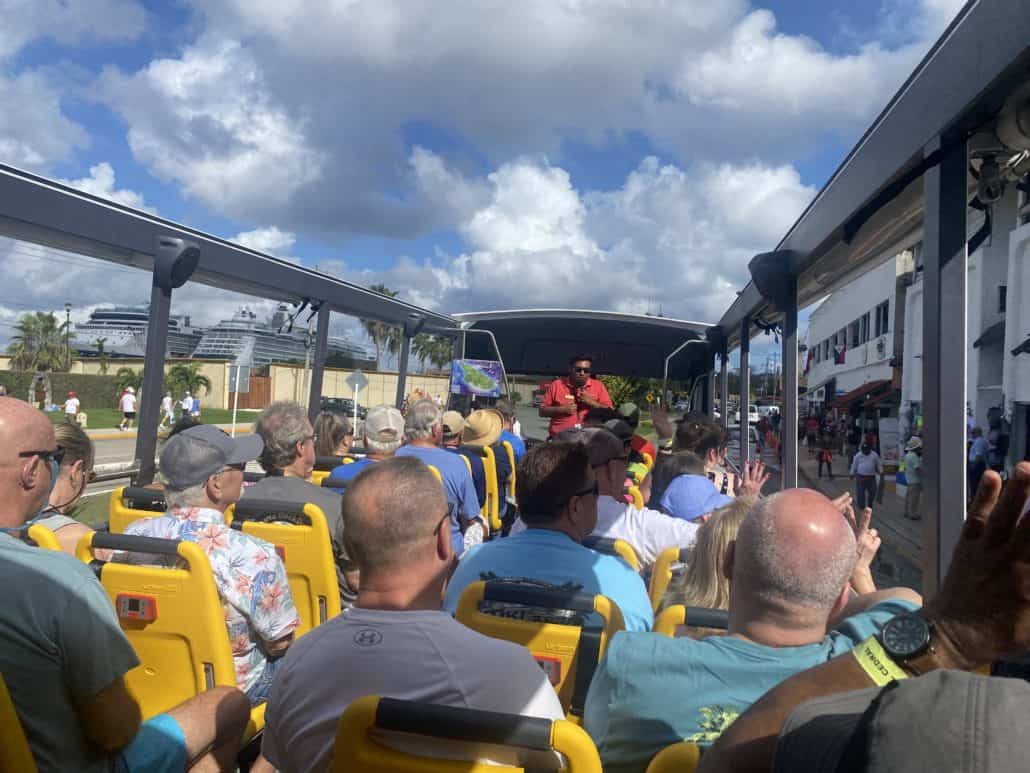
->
xmin=97 ymin=0 xmax=960 ymax=239
xmin=232 ymin=226 xmax=296 ymax=255
xmin=0 ymin=69 xmax=88 ymax=169
xmin=0 ymin=0 xmax=146 ymax=61
xmin=56 ymin=162 xmax=153 ymax=212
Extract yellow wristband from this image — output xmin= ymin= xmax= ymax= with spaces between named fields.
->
xmin=852 ymin=636 xmax=909 ymax=686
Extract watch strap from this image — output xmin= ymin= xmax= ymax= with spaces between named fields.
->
xmin=852 ymin=635 xmax=909 ymax=686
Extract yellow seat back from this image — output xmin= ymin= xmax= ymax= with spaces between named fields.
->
xmin=501 ymin=440 xmax=517 ymax=499
xmin=648 ymin=546 xmax=690 ymax=612
xmin=641 ymin=451 xmax=654 ymax=470
xmin=331 ymin=695 xmax=602 ymax=772
xmin=226 ymin=501 xmax=341 ymax=636
xmin=456 ymin=581 xmax=624 ymax=719
xmin=653 ymin=605 xmax=729 ymax=637
xmin=582 ymin=536 xmax=641 ymax=573
xmin=646 ymin=741 xmax=701 ymax=773
xmin=0 ymin=673 xmax=37 ymax=773
xmin=462 ymin=445 xmax=500 ymax=532
xmin=108 ymin=485 xmax=167 ymax=534
xmin=627 ymin=485 xmax=645 ymax=509
xmin=76 ymin=532 xmax=264 ymax=739
xmin=310 ymin=469 xmax=330 ymax=485
xmin=26 ymin=524 xmax=61 ymax=552
xmin=426 ymin=464 xmax=443 ymax=484
xmin=460 ymin=453 xmax=473 ymax=477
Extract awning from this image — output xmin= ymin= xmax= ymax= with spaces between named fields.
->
xmin=454 ymin=308 xmax=713 ymax=380
xmin=832 ymin=379 xmax=892 ymax=409
xmin=862 ymin=388 xmax=901 ymax=410
xmin=973 ymin=320 xmax=1006 ymax=349
xmin=1012 ymin=336 xmax=1030 ymax=357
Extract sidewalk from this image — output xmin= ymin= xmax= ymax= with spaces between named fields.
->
xmin=86 ymin=422 xmax=253 ymax=442
xmin=795 ymin=444 xmax=923 ymax=589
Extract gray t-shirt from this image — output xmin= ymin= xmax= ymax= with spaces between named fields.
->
xmin=262 ymin=607 xmax=565 ymax=772
xmin=0 ymin=533 xmax=139 ymax=772
xmin=243 ymin=475 xmax=355 ymax=603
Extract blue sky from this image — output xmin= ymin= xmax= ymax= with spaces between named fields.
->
xmin=0 ymin=0 xmax=963 ymax=361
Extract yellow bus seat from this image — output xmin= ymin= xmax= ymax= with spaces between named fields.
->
xmin=331 ymin=695 xmax=602 ymax=772
xmin=627 ymin=485 xmax=645 ymax=509
xmin=25 ymin=523 xmax=62 ymax=551
xmin=455 ymin=580 xmax=624 ymax=720
xmin=0 ymin=673 xmax=37 ymax=773
xmin=460 ymin=453 xmax=473 ymax=477
xmin=646 ymin=741 xmax=701 ymax=773
xmin=641 ymin=452 xmax=654 ymax=470
xmin=501 ymin=440 xmax=517 ymax=499
xmin=226 ymin=500 xmax=341 ymax=636
xmin=75 ymin=532 xmax=265 ymax=740
xmin=654 ymin=605 xmax=729 ymax=637
xmin=426 ymin=464 xmax=443 ymax=484
xmin=310 ymin=469 xmax=330 ymax=485
xmin=582 ymin=536 xmax=641 ymax=573
xmin=108 ymin=485 xmax=168 ymax=534
xmin=461 ymin=445 xmax=500 ymax=533
xmin=648 ymin=546 xmax=691 ymax=612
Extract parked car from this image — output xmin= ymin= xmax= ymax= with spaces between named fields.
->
xmin=321 ymin=396 xmax=367 ymax=420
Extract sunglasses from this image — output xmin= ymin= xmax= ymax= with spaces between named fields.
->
xmin=569 ymin=480 xmax=600 ymax=500
xmin=19 ymin=447 xmax=65 ymax=467
xmin=219 ymin=462 xmax=246 ymax=473
xmin=572 ymin=367 xmax=591 ymax=374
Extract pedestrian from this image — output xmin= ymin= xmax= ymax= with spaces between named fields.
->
xmin=118 ymin=386 xmax=137 ymax=431
xmin=191 ymin=395 xmax=201 ymax=418
xmin=817 ymin=432 xmax=834 ymax=479
xmin=804 ymin=415 xmax=819 ymax=453
xmin=180 ymin=391 xmax=192 ymax=421
xmin=903 ymin=437 xmax=923 ymax=520
xmin=967 ymin=426 xmax=989 ymax=499
xmin=160 ymin=392 xmax=174 ymax=430
xmin=849 ymin=442 xmax=882 ymax=510
xmin=62 ymin=391 xmax=80 ymax=424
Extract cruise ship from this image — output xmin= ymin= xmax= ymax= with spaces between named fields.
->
xmin=192 ymin=305 xmax=374 ymax=367
xmin=75 ymin=305 xmax=204 ymax=358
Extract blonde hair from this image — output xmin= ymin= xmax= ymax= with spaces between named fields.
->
xmin=664 ymin=494 xmax=756 ymax=612
xmin=53 ymin=421 xmax=95 ymax=473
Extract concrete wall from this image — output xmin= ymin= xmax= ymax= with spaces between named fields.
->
xmin=269 ymin=364 xmax=451 ymax=408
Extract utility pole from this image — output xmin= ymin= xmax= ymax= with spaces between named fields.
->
xmin=64 ymin=302 xmax=71 ymax=371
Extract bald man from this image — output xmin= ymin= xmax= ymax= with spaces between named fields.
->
xmin=0 ymin=398 xmax=249 ymax=771
xmin=261 ymin=457 xmax=564 ymax=772
xmin=583 ymin=488 xmax=923 ymax=773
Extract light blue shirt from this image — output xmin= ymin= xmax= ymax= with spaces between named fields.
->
xmin=584 ymin=598 xmax=919 ymax=773
xmin=443 ymin=528 xmax=654 ymax=633
xmin=969 ymin=436 xmax=989 ymax=462
xmin=326 ymin=458 xmax=375 ymax=490
xmin=500 ymin=430 xmax=526 ymax=463
xmin=396 ymin=444 xmax=480 ymax=555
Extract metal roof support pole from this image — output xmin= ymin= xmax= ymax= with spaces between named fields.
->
xmin=781 ymin=275 xmax=799 ymax=489
xmin=394 ymin=314 xmax=426 ymax=410
xmin=921 ymin=133 xmax=968 ymax=597
xmin=739 ymin=319 xmax=751 ymax=465
xmin=705 ymin=365 xmax=716 ymax=418
xmin=720 ymin=345 xmax=730 ymax=432
xmin=307 ymin=303 xmax=330 ymax=424
xmin=134 ymin=237 xmax=199 ymax=485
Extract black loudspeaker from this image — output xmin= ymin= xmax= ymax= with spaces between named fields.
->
xmin=154 ymin=236 xmax=200 ymax=291
xmin=748 ymin=250 xmax=798 ymax=311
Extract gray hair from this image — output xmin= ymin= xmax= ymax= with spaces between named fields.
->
xmin=404 ymin=398 xmax=442 ymax=442
xmin=255 ymin=401 xmax=309 ymax=472
xmin=165 ymin=481 xmax=210 ymax=509
xmin=364 ymin=433 xmax=402 ymax=456
xmin=735 ymin=494 xmax=856 ymax=611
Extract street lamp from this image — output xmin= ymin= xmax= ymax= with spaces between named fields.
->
xmin=64 ymin=302 xmax=72 ymax=371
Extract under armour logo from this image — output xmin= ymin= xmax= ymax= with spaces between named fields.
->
xmin=353 ymin=629 xmax=383 ymax=647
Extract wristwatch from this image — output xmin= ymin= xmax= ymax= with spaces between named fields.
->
xmin=876 ymin=612 xmax=938 ymax=676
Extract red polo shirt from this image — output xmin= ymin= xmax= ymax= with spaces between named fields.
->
xmin=542 ymin=376 xmax=613 ymax=436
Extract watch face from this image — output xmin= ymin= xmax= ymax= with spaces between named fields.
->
xmin=881 ymin=614 xmax=930 ymax=658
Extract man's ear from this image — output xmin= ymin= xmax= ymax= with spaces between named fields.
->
xmin=205 ymin=474 xmax=221 ymax=502
xmin=436 ymin=515 xmax=453 ymax=562
xmin=722 ymin=540 xmax=736 ymax=582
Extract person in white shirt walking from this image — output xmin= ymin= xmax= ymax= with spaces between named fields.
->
xmin=903 ymin=437 xmax=923 ymax=520
xmin=259 ymin=457 xmax=564 ymax=772
xmin=62 ymin=391 xmax=80 ymax=424
xmin=159 ymin=392 xmax=174 ymax=430
xmin=849 ymin=442 xmax=882 ymax=510
xmin=180 ymin=391 xmax=192 ymax=421
xmin=118 ymin=386 xmax=136 ymax=431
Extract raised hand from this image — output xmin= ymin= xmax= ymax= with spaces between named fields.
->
xmin=842 ymin=503 xmax=880 ymax=594
xmin=736 ymin=460 xmax=771 ymax=498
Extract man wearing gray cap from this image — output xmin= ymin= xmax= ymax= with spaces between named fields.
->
xmin=121 ymin=424 xmax=299 ymax=705
xmin=325 ymin=405 xmax=404 ymax=487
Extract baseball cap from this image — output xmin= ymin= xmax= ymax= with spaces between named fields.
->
xmin=441 ymin=410 xmax=466 ymax=437
xmin=364 ymin=405 xmax=404 ymax=443
xmin=617 ymin=402 xmax=640 ymax=423
xmin=773 ymin=669 xmax=1030 ymax=773
xmin=556 ymin=427 xmax=626 ymax=467
xmin=159 ymin=424 xmax=264 ymax=490
xmin=604 ymin=418 xmax=634 ymax=442
xmin=659 ymin=474 xmax=732 ymax=521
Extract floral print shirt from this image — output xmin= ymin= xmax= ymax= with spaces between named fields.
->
xmin=121 ymin=506 xmax=299 ymax=695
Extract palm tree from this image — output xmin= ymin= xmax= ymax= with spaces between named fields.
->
xmin=6 ymin=311 xmax=73 ymax=372
xmin=412 ymin=333 xmax=434 ymax=372
xmin=95 ymin=337 xmax=110 ymax=375
xmin=165 ymin=363 xmax=212 ymax=397
xmin=114 ymin=366 xmax=144 ymax=393
xmin=360 ymin=284 xmax=402 ymax=370
xmin=428 ymin=335 xmax=455 ymax=372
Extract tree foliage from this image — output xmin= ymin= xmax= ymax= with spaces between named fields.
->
xmin=114 ymin=366 xmax=143 ymax=392
xmin=165 ymin=362 xmax=212 ymax=397
xmin=413 ymin=333 xmax=454 ymax=373
xmin=360 ymin=284 xmax=401 ymax=370
xmin=6 ymin=311 xmax=73 ymax=372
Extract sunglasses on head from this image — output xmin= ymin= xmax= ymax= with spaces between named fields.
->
xmin=19 ymin=447 xmax=65 ymax=467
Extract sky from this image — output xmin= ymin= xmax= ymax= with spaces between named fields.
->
xmin=0 ymin=0 xmax=966 ymax=363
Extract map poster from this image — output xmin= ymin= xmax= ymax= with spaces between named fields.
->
xmin=878 ymin=416 xmax=900 ymax=465
xmin=450 ymin=359 xmax=503 ymax=397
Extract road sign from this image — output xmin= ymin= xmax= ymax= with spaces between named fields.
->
xmin=345 ymin=369 xmax=368 ymax=393
xmin=229 ymin=365 xmax=250 ymax=394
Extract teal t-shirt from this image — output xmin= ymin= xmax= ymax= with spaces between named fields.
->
xmin=583 ymin=598 xmax=918 ymax=773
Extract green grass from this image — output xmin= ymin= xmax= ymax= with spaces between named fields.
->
xmin=47 ymin=407 xmax=252 ymax=429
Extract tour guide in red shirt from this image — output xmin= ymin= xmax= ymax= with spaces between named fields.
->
xmin=540 ymin=354 xmax=614 ymax=436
